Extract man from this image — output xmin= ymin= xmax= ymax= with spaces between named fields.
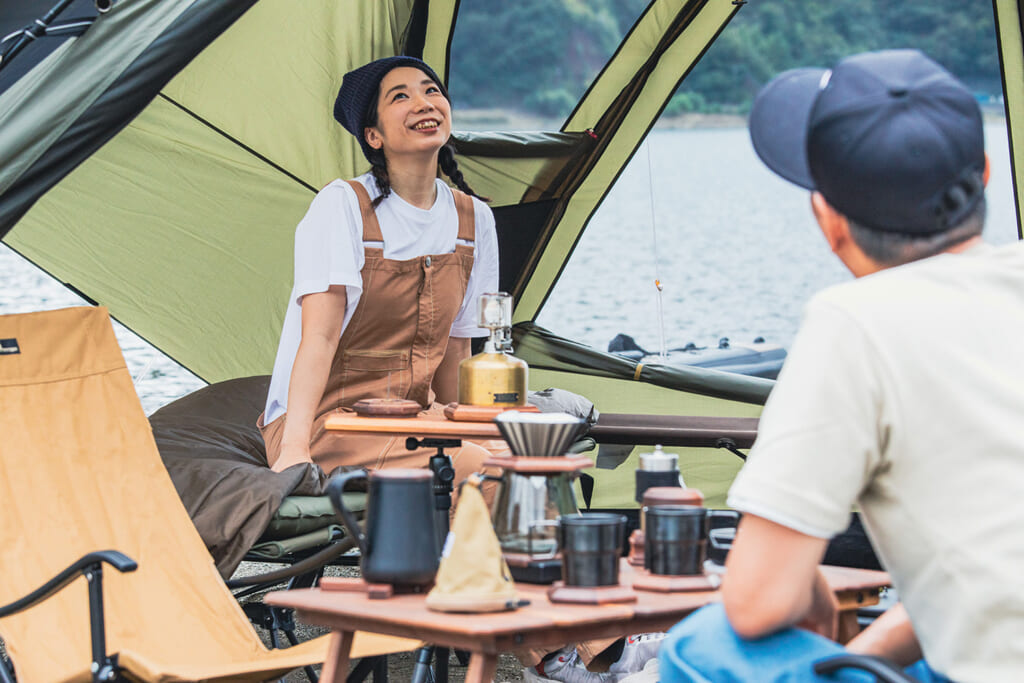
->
xmin=660 ymin=49 xmax=1024 ymax=682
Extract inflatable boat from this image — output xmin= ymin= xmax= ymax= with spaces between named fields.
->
xmin=608 ymin=334 xmax=787 ymax=379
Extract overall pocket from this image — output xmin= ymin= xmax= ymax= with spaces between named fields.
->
xmin=339 ymin=349 xmax=411 ymax=402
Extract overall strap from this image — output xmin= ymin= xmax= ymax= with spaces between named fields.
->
xmin=345 ymin=180 xmax=384 ymax=243
xmin=452 ymin=189 xmax=476 ymax=243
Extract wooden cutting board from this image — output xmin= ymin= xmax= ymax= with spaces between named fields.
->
xmin=443 ymin=402 xmax=540 ymax=422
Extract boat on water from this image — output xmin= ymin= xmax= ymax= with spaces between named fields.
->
xmin=0 ymin=0 xmax=1021 ymax=516
xmin=608 ymin=333 xmax=787 ymax=379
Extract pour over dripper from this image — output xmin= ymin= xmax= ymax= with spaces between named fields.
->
xmin=493 ymin=411 xmax=587 ymax=457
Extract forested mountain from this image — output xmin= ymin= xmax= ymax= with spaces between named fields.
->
xmin=448 ymin=0 xmax=1003 ymax=118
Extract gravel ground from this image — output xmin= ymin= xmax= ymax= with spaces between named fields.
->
xmin=233 ymin=562 xmax=526 ymax=683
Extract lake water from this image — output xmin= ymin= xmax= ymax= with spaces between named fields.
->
xmin=537 ymin=122 xmax=1021 ymax=353
xmin=2 ymin=124 xmax=1019 ymax=413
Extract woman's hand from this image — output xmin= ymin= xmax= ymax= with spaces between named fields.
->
xmin=271 ymin=443 xmax=314 ymax=472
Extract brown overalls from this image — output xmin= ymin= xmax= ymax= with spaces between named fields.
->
xmin=261 ymin=181 xmax=500 ymax=496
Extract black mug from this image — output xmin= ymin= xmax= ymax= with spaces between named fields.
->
xmin=329 ymin=468 xmax=440 ymax=587
xmin=558 ymin=513 xmax=626 ymax=587
xmin=644 ymin=506 xmax=738 ymax=576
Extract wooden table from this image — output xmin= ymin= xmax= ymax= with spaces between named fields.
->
xmin=324 ymin=412 xmax=761 ymax=448
xmin=267 ymin=563 xmax=889 ymax=683
xmin=325 ymin=413 xmax=502 ymax=440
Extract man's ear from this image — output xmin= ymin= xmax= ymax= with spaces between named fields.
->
xmin=983 ymin=154 xmax=991 ymax=187
xmin=810 ymin=191 xmax=849 ymax=255
xmin=364 ymin=127 xmax=383 ymax=151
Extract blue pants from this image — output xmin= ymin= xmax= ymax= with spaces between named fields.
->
xmin=659 ymin=604 xmax=952 ymax=683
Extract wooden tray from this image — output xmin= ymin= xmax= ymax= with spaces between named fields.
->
xmin=631 ymin=570 xmax=720 ymax=593
xmin=352 ymin=398 xmax=422 ymax=417
xmin=547 ymin=582 xmax=637 ymax=605
xmin=444 ymin=403 xmax=540 ymax=422
xmin=320 ymin=576 xmax=432 ymax=599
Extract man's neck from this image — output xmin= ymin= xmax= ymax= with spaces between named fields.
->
xmin=852 ymin=235 xmax=987 ymax=278
xmin=944 ymin=235 xmax=984 ymax=254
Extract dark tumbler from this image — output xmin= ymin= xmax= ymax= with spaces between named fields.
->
xmin=644 ymin=505 xmax=707 ymax=576
xmin=558 ymin=513 xmax=626 ymax=587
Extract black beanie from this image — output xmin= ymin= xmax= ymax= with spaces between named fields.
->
xmin=333 ymin=56 xmax=449 ymax=162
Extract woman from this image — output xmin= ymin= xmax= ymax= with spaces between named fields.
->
xmin=259 ymin=56 xmax=499 ymax=485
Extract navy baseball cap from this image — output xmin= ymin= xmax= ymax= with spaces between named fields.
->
xmin=749 ymin=49 xmax=985 ymax=235
xmin=334 ymin=56 xmax=449 ymax=162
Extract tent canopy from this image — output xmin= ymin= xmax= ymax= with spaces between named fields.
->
xmin=0 ymin=0 xmax=752 ymax=383
xmin=2 ymin=0 xmax=1022 ymax=505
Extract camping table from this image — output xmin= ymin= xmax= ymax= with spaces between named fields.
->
xmin=267 ymin=563 xmax=889 ymax=683
xmin=324 ymin=412 xmax=760 ymax=447
xmin=324 ymin=412 xmax=503 ymax=440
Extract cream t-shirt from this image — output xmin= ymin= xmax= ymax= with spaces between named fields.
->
xmin=264 ymin=174 xmax=499 ymax=423
xmin=728 ymin=241 xmax=1024 ymax=682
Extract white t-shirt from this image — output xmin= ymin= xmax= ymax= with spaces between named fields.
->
xmin=264 ymin=173 xmax=499 ymax=422
xmin=728 ymin=241 xmax=1024 ymax=682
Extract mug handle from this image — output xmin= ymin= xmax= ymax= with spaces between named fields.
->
xmin=707 ymin=509 xmax=741 ymax=526
xmin=708 ymin=527 xmax=734 ymax=550
xmin=328 ymin=470 xmax=369 ymax=556
xmin=527 ymin=519 xmax=561 ymax=560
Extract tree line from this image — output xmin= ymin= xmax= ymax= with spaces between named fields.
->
xmin=448 ymin=0 xmax=1003 ymax=118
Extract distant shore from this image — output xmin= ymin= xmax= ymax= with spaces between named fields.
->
xmin=455 ymin=108 xmax=746 ymax=132
xmin=456 ymin=107 xmax=1007 ymax=132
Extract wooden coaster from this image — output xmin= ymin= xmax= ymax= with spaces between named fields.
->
xmin=320 ymin=576 xmax=431 ymax=599
xmin=352 ymin=398 xmax=422 ymax=417
xmin=547 ymin=582 xmax=638 ymax=605
xmin=631 ymin=570 xmax=720 ymax=593
xmin=443 ymin=402 xmax=540 ymax=422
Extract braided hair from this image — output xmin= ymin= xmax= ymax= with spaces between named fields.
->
xmin=362 ymin=92 xmax=489 ymax=208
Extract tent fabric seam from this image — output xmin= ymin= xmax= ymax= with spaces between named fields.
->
xmin=514 ymin=0 xmax=741 ymax=319
xmin=524 ymin=3 xmax=741 ymax=316
xmin=511 ymin=0 xmax=709 ymax=302
xmin=0 ymin=364 xmax=126 ymax=388
xmin=155 ymin=93 xmax=318 ymax=194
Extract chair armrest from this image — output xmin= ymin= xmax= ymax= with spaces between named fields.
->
xmin=813 ymin=654 xmax=920 ymax=682
xmin=0 ymin=551 xmax=137 ymax=618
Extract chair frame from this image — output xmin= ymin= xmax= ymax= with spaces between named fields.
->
xmin=0 ymin=551 xmax=138 ymax=683
xmin=813 ymin=654 xmax=920 ymax=683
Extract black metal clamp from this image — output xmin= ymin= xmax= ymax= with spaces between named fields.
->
xmin=404 ymin=437 xmax=463 ymax=683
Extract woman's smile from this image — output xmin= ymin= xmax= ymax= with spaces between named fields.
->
xmin=411 ymin=118 xmax=441 ymax=131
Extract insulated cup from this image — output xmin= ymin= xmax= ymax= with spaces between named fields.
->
xmin=644 ymin=505 xmax=707 ymax=575
xmin=557 ymin=513 xmax=626 ymax=587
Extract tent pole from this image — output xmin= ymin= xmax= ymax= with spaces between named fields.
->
xmin=0 ymin=0 xmax=78 ymax=73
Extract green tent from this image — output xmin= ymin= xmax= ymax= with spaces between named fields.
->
xmin=2 ymin=0 xmax=1022 ymax=507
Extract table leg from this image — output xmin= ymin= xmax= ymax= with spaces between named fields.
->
xmin=464 ymin=653 xmax=498 ymax=683
xmin=320 ymin=631 xmax=355 ymax=683
xmin=837 ymin=610 xmax=861 ymax=645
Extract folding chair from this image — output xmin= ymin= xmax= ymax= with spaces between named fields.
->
xmin=0 ymin=306 xmax=417 ymax=682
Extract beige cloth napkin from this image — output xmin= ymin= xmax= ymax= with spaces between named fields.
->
xmin=426 ymin=475 xmax=520 ymax=612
